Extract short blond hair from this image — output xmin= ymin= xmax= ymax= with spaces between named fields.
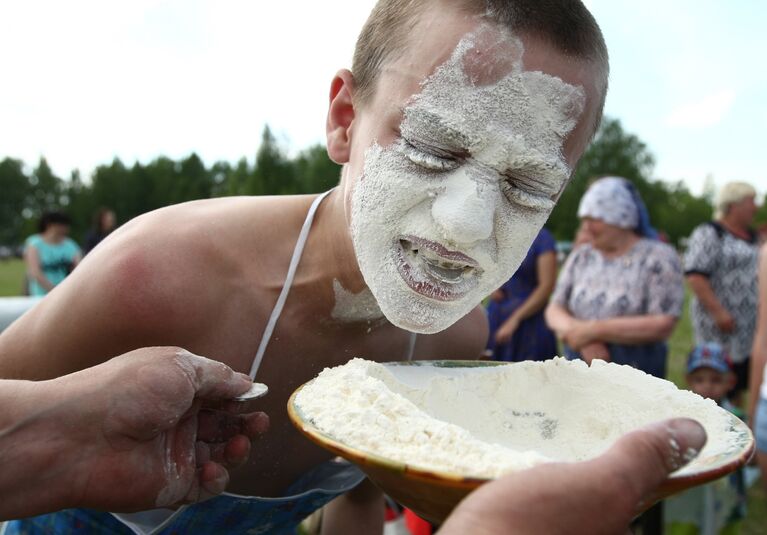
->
xmin=352 ymin=0 xmax=609 ymax=134
xmin=715 ymin=181 xmax=756 ymax=219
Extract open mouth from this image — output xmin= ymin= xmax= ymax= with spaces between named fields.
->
xmin=396 ymin=236 xmax=481 ymax=301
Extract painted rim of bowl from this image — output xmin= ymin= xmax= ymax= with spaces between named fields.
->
xmin=287 ymin=360 xmax=755 ymax=491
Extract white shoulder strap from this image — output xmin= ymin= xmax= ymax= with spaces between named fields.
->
xmin=249 ymin=191 xmax=333 ymax=379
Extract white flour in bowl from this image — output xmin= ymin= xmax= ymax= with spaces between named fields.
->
xmin=295 ymin=358 xmax=739 ymax=479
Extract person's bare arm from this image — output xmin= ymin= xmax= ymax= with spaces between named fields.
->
xmin=23 ymin=245 xmax=54 ymax=293
xmin=580 ymin=342 xmax=610 ymax=363
xmin=321 ymin=478 xmax=384 ymax=535
xmin=0 ymin=210 xmax=223 ymax=380
xmin=546 ymin=302 xmax=675 ymax=351
xmin=544 ymin=301 xmax=576 ymax=338
xmin=566 ymin=314 xmax=678 ymax=349
xmin=495 ymin=251 xmax=556 ymax=344
xmin=0 ymin=347 xmax=268 ymax=520
xmin=748 ymin=245 xmax=767 ymax=425
xmin=514 ymin=251 xmax=557 ymax=321
xmin=686 ymin=273 xmax=735 ymax=333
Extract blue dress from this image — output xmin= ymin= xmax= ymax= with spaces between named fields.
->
xmin=486 ymin=228 xmax=558 ymax=362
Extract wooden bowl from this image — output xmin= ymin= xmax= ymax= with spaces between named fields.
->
xmin=288 ymin=360 xmax=754 ymax=524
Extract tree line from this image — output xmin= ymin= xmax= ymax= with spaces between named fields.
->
xmin=0 ymin=127 xmax=341 ymax=247
xmin=0 ymin=119 xmax=764 ymax=248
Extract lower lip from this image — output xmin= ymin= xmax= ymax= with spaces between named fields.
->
xmin=394 ymin=241 xmax=478 ymax=302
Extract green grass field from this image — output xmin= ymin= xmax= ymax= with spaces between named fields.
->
xmin=0 ymin=259 xmax=25 ymax=297
xmin=0 ymin=258 xmax=763 ymax=531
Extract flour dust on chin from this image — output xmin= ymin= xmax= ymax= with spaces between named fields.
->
xmin=376 ymin=286 xmax=477 ymax=335
xmin=345 ymin=238 xmax=481 ymax=335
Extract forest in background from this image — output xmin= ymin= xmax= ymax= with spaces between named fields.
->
xmin=1 ymin=117 xmax=765 ymax=248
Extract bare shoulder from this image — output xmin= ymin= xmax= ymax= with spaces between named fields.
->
xmin=116 ymin=195 xmax=312 ymax=258
xmin=0 ymin=195 xmax=314 ymax=379
xmin=83 ymin=195 xmax=317 ymax=325
xmin=414 ymin=306 xmax=488 ymax=360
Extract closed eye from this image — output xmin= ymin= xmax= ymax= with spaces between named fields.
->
xmin=401 ymin=139 xmax=462 ymax=171
xmin=502 ymin=173 xmax=556 ymax=211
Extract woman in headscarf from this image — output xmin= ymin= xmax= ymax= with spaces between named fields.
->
xmin=545 ymin=176 xmax=685 ymax=378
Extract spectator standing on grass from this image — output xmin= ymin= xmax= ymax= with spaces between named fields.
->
xmin=664 ymin=342 xmax=746 ymax=535
xmin=486 ymin=227 xmax=558 ymax=362
xmin=684 ymin=182 xmax=759 ymax=405
xmin=82 ymin=207 xmax=116 ymax=255
xmin=545 ymin=176 xmax=685 ymax=379
xmin=23 ymin=211 xmax=81 ymax=296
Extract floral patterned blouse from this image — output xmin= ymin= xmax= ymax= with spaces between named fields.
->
xmin=683 ymin=222 xmax=758 ymax=363
xmin=553 ymin=238 xmax=685 ymax=321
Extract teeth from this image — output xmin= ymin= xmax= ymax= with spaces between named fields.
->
xmin=401 ymin=239 xmax=473 ymax=284
xmin=420 ymin=248 xmax=466 ymax=270
xmin=422 ymin=258 xmax=466 ymax=283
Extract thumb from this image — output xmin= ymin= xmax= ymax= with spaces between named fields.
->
xmin=595 ymin=418 xmax=707 ymax=512
xmin=175 ymin=350 xmax=253 ymax=400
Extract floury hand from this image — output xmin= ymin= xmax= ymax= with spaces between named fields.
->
xmin=0 ymin=347 xmax=269 ymax=519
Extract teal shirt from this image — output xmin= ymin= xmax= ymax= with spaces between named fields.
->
xmin=25 ymin=234 xmax=80 ymax=296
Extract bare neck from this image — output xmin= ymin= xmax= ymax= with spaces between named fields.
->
xmin=41 ymin=230 xmax=64 ymax=244
xmin=599 ymin=231 xmax=641 ymax=259
xmin=286 ymin=189 xmax=381 ymax=325
xmin=719 ymin=216 xmax=751 ymax=239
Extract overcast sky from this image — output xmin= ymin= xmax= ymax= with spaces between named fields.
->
xmin=1 ymin=1 xmax=764 ymax=197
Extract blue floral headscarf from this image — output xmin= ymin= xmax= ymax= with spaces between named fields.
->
xmin=577 ymin=176 xmax=658 ymax=239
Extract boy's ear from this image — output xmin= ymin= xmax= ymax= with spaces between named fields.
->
xmin=326 ymin=69 xmax=357 ymax=164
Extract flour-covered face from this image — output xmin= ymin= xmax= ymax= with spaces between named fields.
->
xmin=350 ymin=26 xmax=587 ymax=334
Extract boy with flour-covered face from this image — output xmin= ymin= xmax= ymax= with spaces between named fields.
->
xmin=0 ymin=1 xmax=607 ymax=533
xmin=340 ymin=19 xmax=596 ymax=333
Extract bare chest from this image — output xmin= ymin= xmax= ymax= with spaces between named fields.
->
xmin=198 ymin=296 xmax=415 ymax=496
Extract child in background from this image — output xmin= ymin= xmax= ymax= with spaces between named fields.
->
xmin=665 ymin=342 xmax=746 ymax=535
xmin=23 ymin=211 xmax=81 ymax=296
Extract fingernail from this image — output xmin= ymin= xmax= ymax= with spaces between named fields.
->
xmin=668 ymin=418 xmax=707 ymax=450
xmin=206 ymin=464 xmax=229 ymax=496
xmin=246 ymin=412 xmax=270 ymax=435
xmin=666 ymin=418 xmax=707 ymax=468
xmin=228 ymin=373 xmax=252 ymax=392
xmin=228 ymin=439 xmax=251 ymax=467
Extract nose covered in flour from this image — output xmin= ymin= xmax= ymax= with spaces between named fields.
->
xmin=430 ymin=165 xmax=499 ymax=246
